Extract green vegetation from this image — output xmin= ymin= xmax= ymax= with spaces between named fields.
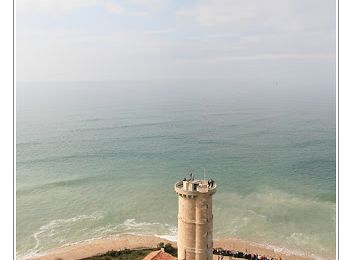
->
xmin=79 ymin=243 xmax=177 ymax=260
xmin=164 ymin=243 xmax=177 ymax=257
xmin=80 ymin=248 xmax=156 ymax=260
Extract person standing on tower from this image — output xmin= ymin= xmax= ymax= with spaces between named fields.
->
xmin=190 ymin=172 xmax=194 ymax=181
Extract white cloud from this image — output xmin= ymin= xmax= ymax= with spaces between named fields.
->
xmin=176 ymin=0 xmax=335 ymax=63
xmin=17 ymin=0 xmax=96 ymax=14
xmin=16 ymin=26 xmax=335 ymax=82
xmin=104 ymin=0 xmax=124 ymax=15
xmin=143 ymin=28 xmax=176 ymax=34
xmin=178 ymin=0 xmax=260 ymax=28
xmin=16 ymin=0 xmax=336 ymax=82
xmin=16 ymin=0 xmax=124 ymax=15
xmin=127 ymin=0 xmax=169 ymax=9
xmin=178 ymin=0 xmax=335 ymax=34
xmin=213 ymin=53 xmax=335 ymax=62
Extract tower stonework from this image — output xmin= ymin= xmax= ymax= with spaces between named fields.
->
xmin=175 ymin=177 xmax=216 ymax=260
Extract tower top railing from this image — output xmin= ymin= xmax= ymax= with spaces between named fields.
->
xmin=175 ymin=179 xmax=216 ymax=197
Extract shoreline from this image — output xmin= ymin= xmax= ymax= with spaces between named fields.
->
xmin=24 ymin=234 xmax=334 ymax=260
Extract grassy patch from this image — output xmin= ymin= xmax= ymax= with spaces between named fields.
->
xmin=79 ymin=243 xmax=178 ymax=260
xmin=80 ymin=248 xmax=157 ymax=260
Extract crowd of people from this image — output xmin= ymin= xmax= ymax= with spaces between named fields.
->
xmin=213 ymin=248 xmax=282 ymax=260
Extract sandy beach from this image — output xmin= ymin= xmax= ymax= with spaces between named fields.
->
xmin=26 ymin=234 xmax=331 ymax=260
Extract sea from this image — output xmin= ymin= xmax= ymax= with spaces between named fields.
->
xmin=16 ymin=80 xmax=336 ymax=259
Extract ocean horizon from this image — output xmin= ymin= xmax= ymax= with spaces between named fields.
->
xmin=16 ymin=80 xmax=336 ymax=259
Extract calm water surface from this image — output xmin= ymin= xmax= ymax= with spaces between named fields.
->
xmin=16 ymin=81 xmax=336 ymax=259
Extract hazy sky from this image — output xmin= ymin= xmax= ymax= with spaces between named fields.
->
xmin=16 ymin=0 xmax=336 ymax=83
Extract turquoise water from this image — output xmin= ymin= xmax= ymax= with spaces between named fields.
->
xmin=16 ymin=81 xmax=336 ymax=259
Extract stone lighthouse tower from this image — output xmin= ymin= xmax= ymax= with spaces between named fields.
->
xmin=174 ymin=175 xmax=216 ymax=260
